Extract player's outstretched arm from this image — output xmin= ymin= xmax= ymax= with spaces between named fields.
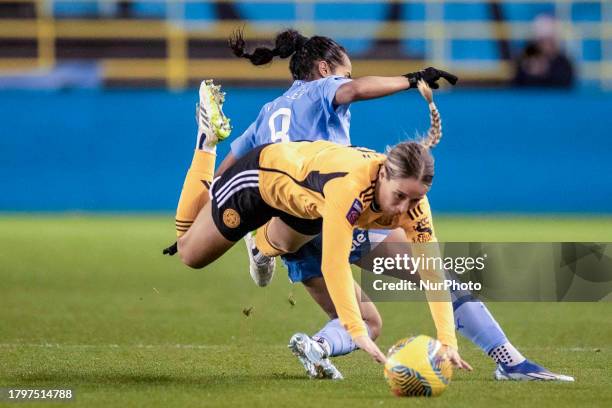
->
xmin=354 ymin=336 xmax=387 ymax=364
xmin=320 ymin=181 xmax=387 ymax=364
xmin=333 ymin=67 xmax=458 ymax=105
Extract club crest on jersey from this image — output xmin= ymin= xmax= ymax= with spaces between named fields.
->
xmin=346 ymin=199 xmax=363 ymax=225
xmin=223 ymin=208 xmax=241 ymax=228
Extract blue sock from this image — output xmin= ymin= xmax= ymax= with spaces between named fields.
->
xmin=452 ymin=295 xmax=508 ymax=354
xmin=313 ymin=318 xmax=359 ymax=357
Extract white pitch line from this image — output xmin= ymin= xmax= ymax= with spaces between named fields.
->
xmin=0 ymin=344 xmax=606 ymax=352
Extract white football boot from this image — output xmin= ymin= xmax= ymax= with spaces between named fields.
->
xmin=288 ymin=333 xmax=343 ymax=380
xmin=244 ymin=231 xmax=275 ymax=287
xmin=195 ymin=79 xmax=231 ymax=150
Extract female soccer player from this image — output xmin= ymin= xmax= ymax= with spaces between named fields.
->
xmin=176 ymin=105 xmax=470 ymax=369
xmin=169 ymin=29 xmax=573 ymax=381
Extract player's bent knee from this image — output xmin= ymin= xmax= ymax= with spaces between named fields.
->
xmin=264 ymin=234 xmax=303 ymax=255
xmin=269 ymin=240 xmax=300 ymax=254
xmin=177 ymin=236 xmax=207 ymax=269
xmin=255 ymin=231 xmax=286 ymax=257
xmin=178 ymin=249 xmax=205 ymax=269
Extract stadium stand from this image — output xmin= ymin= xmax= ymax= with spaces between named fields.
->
xmin=0 ymin=0 xmax=609 ymax=89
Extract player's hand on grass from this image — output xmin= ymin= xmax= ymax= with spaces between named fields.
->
xmin=404 ymin=67 xmax=459 ymax=89
xmin=441 ymin=345 xmax=473 ymax=371
xmin=354 ymin=336 xmax=387 ymax=364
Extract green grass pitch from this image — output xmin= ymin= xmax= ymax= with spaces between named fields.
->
xmin=1 ymin=215 xmax=611 ymax=407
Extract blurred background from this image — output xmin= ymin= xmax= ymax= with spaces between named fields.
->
xmin=0 ymin=0 xmax=610 ymax=214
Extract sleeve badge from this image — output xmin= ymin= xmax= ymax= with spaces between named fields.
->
xmin=346 ymin=199 xmax=363 ymax=226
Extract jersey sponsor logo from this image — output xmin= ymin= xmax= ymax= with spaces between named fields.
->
xmin=346 ymin=199 xmax=363 ymax=225
xmin=222 ymin=208 xmax=241 ymax=229
xmin=414 ymin=233 xmax=432 ymax=243
xmin=414 ymin=217 xmax=432 ymax=233
xmin=407 ymin=203 xmax=425 ymax=220
xmin=413 ymin=217 xmax=433 ymax=243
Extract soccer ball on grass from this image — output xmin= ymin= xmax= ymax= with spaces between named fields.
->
xmin=384 ymin=334 xmax=452 ymax=397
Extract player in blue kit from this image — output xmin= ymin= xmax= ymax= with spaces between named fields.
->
xmin=168 ymin=28 xmax=573 ymax=382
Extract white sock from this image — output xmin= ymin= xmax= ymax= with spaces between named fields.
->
xmin=197 ymin=133 xmax=217 ymax=154
xmin=488 ymin=342 xmax=526 ymax=366
xmin=252 ymin=248 xmax=270 ymax=265
xmin=200 ymin=145 xmax=216 ymax=154
xmin=314 ymin=337 xmax=331 ymax=358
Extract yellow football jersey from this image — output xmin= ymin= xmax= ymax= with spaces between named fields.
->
xmin=257 ymin=141 xmax=456 ymax=348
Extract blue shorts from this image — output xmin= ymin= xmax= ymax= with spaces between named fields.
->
xmin=281 ymin=229 xmax=390 ymax=283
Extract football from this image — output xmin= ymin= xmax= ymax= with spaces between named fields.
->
xmin=384 ymin=335 xmax=453 ymax=397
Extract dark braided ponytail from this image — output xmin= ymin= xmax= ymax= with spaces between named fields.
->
xmin=229 ymin=28 xmax=348 ymax=81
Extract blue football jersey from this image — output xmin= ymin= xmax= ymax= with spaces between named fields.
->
xmin=230 ymin=75 xmax=352 ymax=158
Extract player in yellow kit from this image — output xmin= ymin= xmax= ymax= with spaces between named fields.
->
xmin=177 ymin=83 xmax=470 ymax=368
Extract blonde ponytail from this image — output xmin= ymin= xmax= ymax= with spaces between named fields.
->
xmin=417 ymin=79 xmax=442 ymax=149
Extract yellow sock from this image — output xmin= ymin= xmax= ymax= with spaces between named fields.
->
xmin=255 ymin=222 xmax=285 ymax=257
xmin=175 ymin=150 xmax=216 ymax=236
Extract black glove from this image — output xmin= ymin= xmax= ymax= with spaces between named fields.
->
xmin=163 ymin=242 xmax=178 ymax=256
xmin=404 ymin=67 xmax=458 ymax=89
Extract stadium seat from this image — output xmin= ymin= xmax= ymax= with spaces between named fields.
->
xmin=53 ymin=1 xmax=99 ymax=18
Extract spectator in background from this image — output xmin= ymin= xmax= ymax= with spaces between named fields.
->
xmin=513 ymin=14 xmax=575 ymax=88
